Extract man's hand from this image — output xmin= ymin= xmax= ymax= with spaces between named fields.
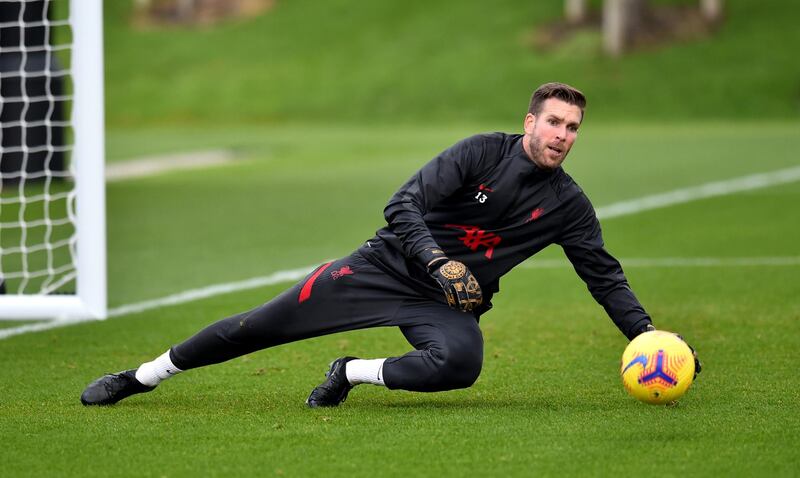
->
xmin=675 ymin=333 xmax=702 ymax=380
xmin=419 ymin=248 xmax=482 ymax=313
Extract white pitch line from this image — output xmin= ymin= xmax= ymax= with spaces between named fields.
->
xmin=0 ymin=318 xmax=89 ymax=340
xmin=519 ymin=256 xmax=800 ymax=269
xmin=595 ymin=165 xmax=800 ymax=219
xmin=0 ymin=265 xmax=318 ymax=341
xmin=106 ymin=265 xmax=317 ymax=318
xmin=2 ymin=165 xmax=800 ymax=341
xmin=106 ymin=150 xmax=237 ymax=182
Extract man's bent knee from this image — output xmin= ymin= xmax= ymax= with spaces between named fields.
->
xmin=440 ymin=355 xmax=482 ymax=390
xmin=425 ymin=336 xmax=483 ymax=391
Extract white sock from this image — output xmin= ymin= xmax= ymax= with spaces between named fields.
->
xmin=135 ymin=350 xmax=182 ymax=387
xmin=345 ymin=358 xmax=386 ymax=386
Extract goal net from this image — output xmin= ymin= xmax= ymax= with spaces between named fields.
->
xmin=0 ymin=0 xmax=105 ymax=320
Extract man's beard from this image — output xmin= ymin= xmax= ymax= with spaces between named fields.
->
xmin=527 ymin=135 xmax=565 ymax=171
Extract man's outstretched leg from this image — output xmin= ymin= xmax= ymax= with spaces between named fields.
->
xmin=81 ymin=253 xmax=432 ymax=406
xmin=80 ymin=305 xmax=263 ymax=406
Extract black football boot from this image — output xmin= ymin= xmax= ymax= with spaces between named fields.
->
xmin=306 ymin=357 xmax=358 ymax=408
xmin=80 ymin=369 xmax=155 ymax=406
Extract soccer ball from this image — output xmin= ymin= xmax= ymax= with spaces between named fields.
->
xmin=621 ymin=330 xmax=695 ymax=405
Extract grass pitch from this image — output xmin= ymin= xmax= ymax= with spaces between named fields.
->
xmin=1 ymin=122 xmax=799 ymax=476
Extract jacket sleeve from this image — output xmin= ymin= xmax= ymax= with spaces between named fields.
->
xmin=557 ymin=193 xmax=652 ymax=339
xmin=384 ymin=136 xmax=483 ymax=259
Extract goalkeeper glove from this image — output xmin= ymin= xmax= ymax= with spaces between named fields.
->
xmin=418 ymin=248 xmax=483 ymax=313
xmin=675 ymin=333 xmax=702 ymax=380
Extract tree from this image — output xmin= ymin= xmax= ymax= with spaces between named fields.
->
xmin=600 ymin=0 xmax=723 ymax=56
xmin=603 ymin=0 xmax=643 ymax=57
xmin=701 ymin=0 xmax=723 ymax=23
xmin=564 ymin=0 xmax=587 ymax=24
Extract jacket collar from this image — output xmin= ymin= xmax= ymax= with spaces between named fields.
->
xmin=509 ymin=134 xmax=557 ymax=177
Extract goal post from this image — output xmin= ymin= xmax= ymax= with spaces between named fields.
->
xmin=0 ymin=0 xmax=106 ymax=320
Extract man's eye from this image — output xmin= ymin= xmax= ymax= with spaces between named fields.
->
xmin=568 ymin=126 xmax=578 ymax=133
xmin=548 ymin=119 xmax=557 ymax=126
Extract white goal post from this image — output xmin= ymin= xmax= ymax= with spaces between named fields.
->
xmin=0 ymin=0 xmax=106 ymax=320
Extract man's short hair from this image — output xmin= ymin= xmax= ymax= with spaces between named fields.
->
xmin=528 ymin=82 xmax=587 ymax=117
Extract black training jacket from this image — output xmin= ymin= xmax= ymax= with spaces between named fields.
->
xmin=358 ymin=132 xmax=651 ymax=339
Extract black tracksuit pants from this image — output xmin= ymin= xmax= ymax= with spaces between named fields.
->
xmin=169 ymin=251 xmax=483 ymax=392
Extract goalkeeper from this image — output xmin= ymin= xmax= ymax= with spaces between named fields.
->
xmin=81 ymin=82 xmax=700 ymax=407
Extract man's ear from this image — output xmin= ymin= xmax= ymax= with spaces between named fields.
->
xmin=523 ymin=113 xmax=536 ymax=134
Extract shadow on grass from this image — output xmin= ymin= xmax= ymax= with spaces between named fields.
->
xmin=339 ymin=391 xmax=639 ymax=413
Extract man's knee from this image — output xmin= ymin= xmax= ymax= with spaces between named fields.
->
xmin=427 ymin=331 xmax=483 ymax=390
xmin=385 ymin=314 xmax=484 ymax=392
xmin=432 ymin=345 xmax=483 ymax=390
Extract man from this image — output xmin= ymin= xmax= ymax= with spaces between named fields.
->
xmin=81 ymin=82 xmax=700 ymax=407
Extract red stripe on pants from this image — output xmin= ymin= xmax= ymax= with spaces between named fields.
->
xmin=298 ymin=261 xmax=334 ymax=303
